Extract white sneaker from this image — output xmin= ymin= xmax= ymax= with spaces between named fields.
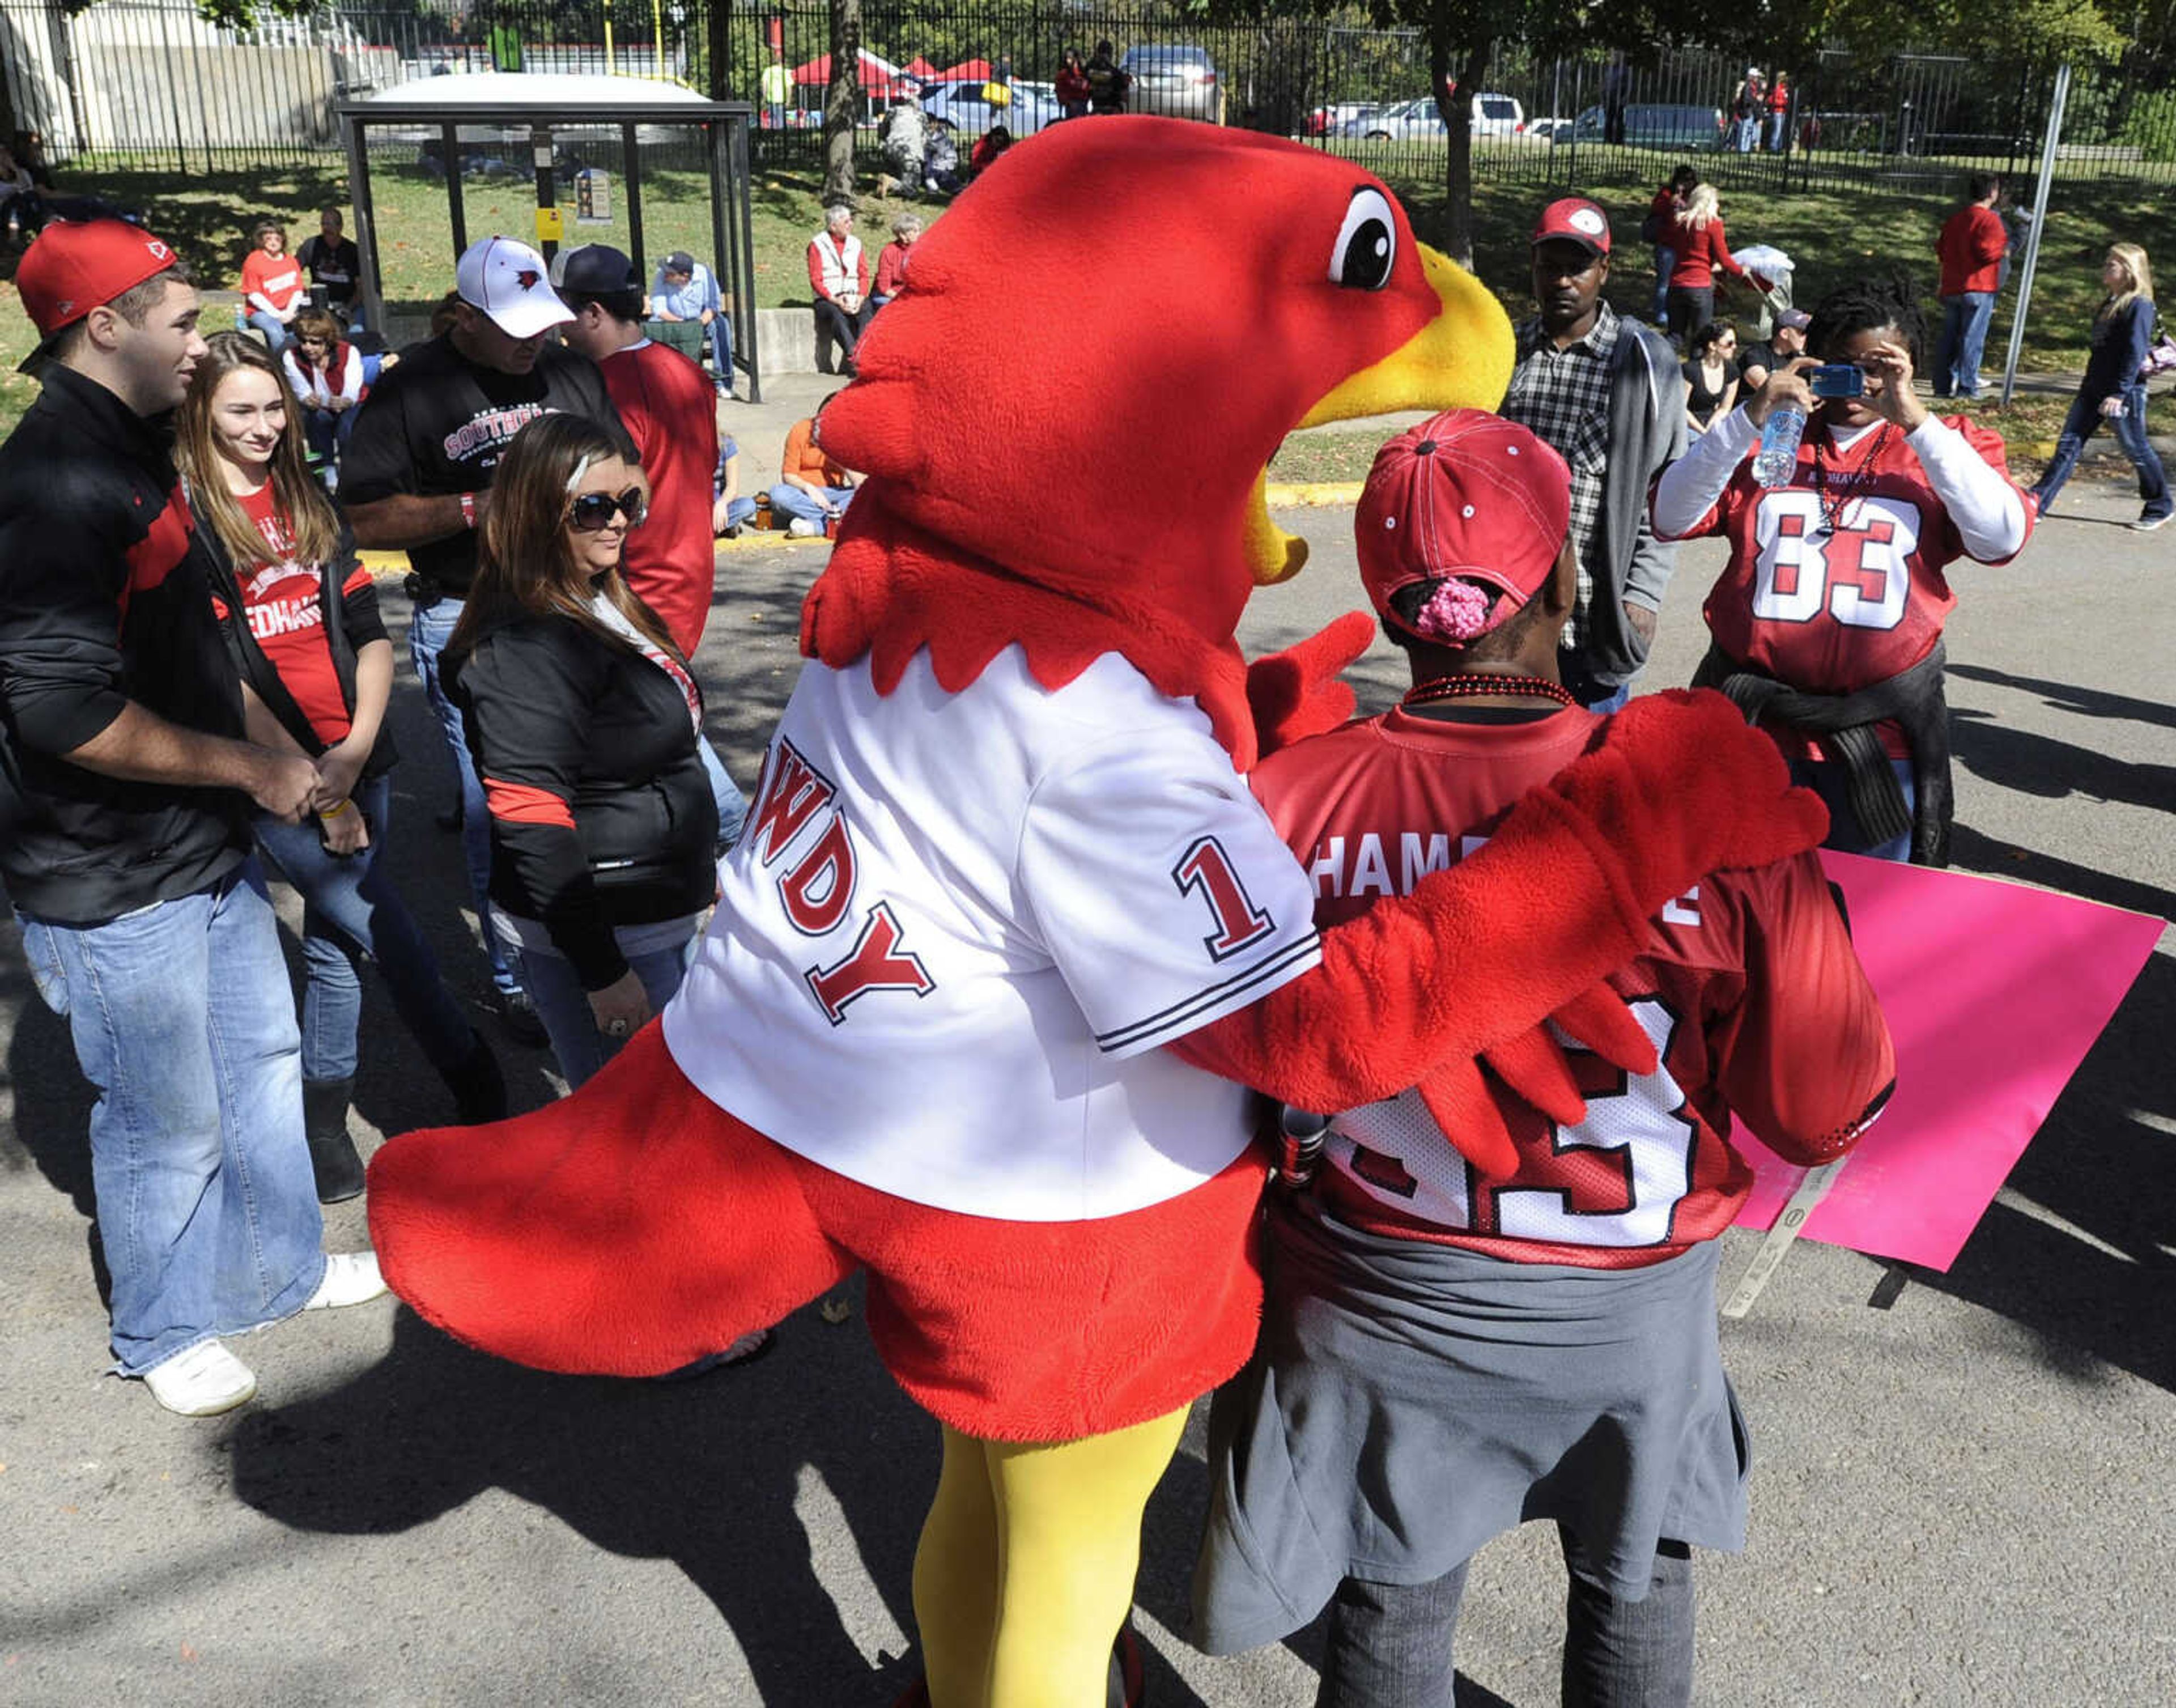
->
xmin=144 ymin=1340 xmax=257 ymax=1417
xmin=2132 ymin=511 xmax=2171 ymax=532
xmin=786 ymin=517 xmax=821 ymax=538
xmin=304 ymin=1251 xmax=389 ymax=1311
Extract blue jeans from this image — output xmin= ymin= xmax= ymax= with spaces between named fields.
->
xmin=15 ymin=863 xmax=327 ymax=1375
xmin=1318 ymin=1529 xmax=1694 ymax=1708
xmin=1733 ymin=116 xmax=1758 ymax=151
xmin=301 ymin=405 xmax=358 ymax=477
xmin=1793 ymin=755 xmax=1916 ymax=864
xmin=1766 ymin=112 xmax=1787 ymax=151
xmin=769 ymin=483 xmax=854 ymax=526
xmin=251 ymin=775 xmax=479 ymax=1085
xmin=1932 ymin=292 xmax=1995 ymax=398
xmin=1651 ymin=247 xmax=1674 ymax=324
xmin=716 ymin=494 xmax=757 ymax=532
xmin=521 ymin=931 xmax=695 ymax=1089
xmin=246 ymin=308 xmax=292 ymax=353
xmin=699 ymin=737 xmax=749 ymax=848
xmin=407 ymin=593 xmax=521 ymax=994
xmin=2032 ymin=384 xmax=2172 ymax=519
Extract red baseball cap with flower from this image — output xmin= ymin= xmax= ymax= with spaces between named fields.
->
xmin=1530 ymin=196 xmax=1613 ymax=257
xmin=16 ymin=218 xmax=184 ymax=369
xmin=1356 ymin=410 xmax=1572 ymax=645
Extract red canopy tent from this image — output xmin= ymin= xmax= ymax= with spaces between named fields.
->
xmin=901 ymin=56 xmax=942 ymax=81
xmin=937 ymin=58 xmax=994 ymax=82
xmin=790 ymin=49 xmax=903 ymax=94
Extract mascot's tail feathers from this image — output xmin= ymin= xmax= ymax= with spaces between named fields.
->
xmin=365 ymin=1024 xmax=851 ymax=1376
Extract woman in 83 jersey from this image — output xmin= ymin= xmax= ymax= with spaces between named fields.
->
xmin=1652 ymin=275 xmax=2032 ymax=864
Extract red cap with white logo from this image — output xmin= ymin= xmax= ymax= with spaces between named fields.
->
xmin=16 ymin=218 xmax=182 ymax=368
xmin=1357 ymin=410 xmax=1571 ymax=645
xmin=1530 ymin=196 xmax=1612 ymax=257
xmin=456 ymin=235 xmax=574 ymax=339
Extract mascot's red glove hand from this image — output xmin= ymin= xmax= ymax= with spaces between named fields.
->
xmin=1178 ymin=687 xmax=1824 ymax=1144
xmin=1246 ymin=612 xmax=1375 ymax=760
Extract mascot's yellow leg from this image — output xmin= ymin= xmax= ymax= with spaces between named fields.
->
xmin=915 ymin=1426 xmax=1002 ymax=1708
xmin=981 ymin=1404 xmax=1189 ymax=1707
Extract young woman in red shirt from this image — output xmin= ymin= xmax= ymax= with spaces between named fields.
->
xmin=178 ymin=335 xmax=506 ymax=1201
xmin=1665 ymin=184 xmax=1761 ymax=348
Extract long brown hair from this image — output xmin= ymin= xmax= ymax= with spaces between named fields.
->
xmin=176 ymin=332 xmax=342 ymax=570
xmin=446 ymin=412 xmax=682 ymax=665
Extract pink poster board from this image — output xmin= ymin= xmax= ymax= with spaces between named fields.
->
xmin=1732 ymin=850 xmax=2164 ymax=1272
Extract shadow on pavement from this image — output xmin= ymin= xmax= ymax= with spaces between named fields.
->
xmin=228 ymin=1289 xmax=938 ymax=1703
xmin=1949 ymin=662 xmax=2176 ymax=734
xmin=1931 ymin=835 xmax=2174 ymax=1394
xmin=1949 ymin=707 xmax=2176 ymax=818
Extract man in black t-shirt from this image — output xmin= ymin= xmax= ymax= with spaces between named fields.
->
xmin=295 ymin=207 xmax=364 ymax=330
xmin=1737 ymin=305 xmax=1808 ymax=393
xmin=342 ymin=235 xmax=623 ymax=1036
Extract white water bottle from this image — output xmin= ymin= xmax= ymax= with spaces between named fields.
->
xmin=1752 ymin=405 xmax=1804 ymax=487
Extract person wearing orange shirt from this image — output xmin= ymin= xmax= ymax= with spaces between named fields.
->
xmin=1932 ymin=173 xmax=2008 ymax=400
xmin=241 ymin=220 xmax=307 ymax=354
xmin=767 ymin=400 xmax=857 ymax=537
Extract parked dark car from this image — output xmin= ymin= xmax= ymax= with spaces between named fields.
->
xmin=1120 ymin=44 xmax=1225 ymax=124
xmin=1571 ymin=103 xmax=1725 ymax=148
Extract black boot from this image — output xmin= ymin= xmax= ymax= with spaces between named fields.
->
xmin=303 ymin=1076 xmax=366 ymax=1204
xmin=443 ymin=1030 xmax=509 ymax=1125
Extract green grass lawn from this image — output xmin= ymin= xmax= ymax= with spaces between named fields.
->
xmin=1 ymin=145 xmax=2170 ymax=472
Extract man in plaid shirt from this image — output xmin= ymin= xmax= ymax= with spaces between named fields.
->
xmin=1502 ymin=197 xmax=1688 ymax=709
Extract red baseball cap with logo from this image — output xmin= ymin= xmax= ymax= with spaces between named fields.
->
xmin=16 ymin=218 xmax=183 ymax=368
xmin=1357 ymin=410 xmax=1571 ymax=643
xmin=1531 ymin=196 xmax=1612 ymax=257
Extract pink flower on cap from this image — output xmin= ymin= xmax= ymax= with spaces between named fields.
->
xmin=1356 ymin=410 xmax=1572 ymax=645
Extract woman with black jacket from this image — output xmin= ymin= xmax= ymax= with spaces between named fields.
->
xmin=179 ymin=334 xmax=505 ymax=1201
xmin=2028 ymin=242 xmax=2172 ymax=530
xmin=444 ymin=414 xmax=719 ymax=1087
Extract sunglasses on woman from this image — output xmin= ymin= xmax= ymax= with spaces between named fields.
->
xmin=567 ymin=487 xmax=648 ymax=532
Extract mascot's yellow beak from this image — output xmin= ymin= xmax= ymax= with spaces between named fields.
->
xmin=1246 ymin=244 xmax=1517 ymax=587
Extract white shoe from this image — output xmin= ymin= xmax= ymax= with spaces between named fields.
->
xmin=304 ymin=1251 xmax=389 ymax=1311
xmin=2132 ymin=511 xmax=2171 ymax=532
xmin=144 ymin=1340 xmax=257 ymax=1417
xmin=786 ymin=517 xmax=821 ymax=538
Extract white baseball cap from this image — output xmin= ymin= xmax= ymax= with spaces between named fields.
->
xmin=455 ymin=235 xmax=573 ymax=339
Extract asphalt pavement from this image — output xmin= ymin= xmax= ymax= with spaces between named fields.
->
xmin=2 ymin=450 xmax=2171 ymax=1706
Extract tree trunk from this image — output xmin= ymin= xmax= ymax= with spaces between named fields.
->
xmin=1429 ymin=27 xmax=1491 ymax=270
xmin=823 ymin=0 xmax=860 ymax=205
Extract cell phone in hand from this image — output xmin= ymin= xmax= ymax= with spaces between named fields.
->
xmin=1808 ymin=363 xmax=1867 ymax=398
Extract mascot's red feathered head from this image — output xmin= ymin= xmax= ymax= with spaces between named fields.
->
xmin=803 ymin=117 xmax=1515 ymax=767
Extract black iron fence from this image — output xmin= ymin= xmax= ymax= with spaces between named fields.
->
xmin=5 ymin=0 xmax=2174 ymax=194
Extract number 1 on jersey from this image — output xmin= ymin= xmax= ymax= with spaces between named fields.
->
xmin=1173 ymin=835 xmax=1276 ymax=961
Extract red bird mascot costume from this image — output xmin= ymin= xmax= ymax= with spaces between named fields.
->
xmin=368 ymin=119 xmax=1824 ymax=1705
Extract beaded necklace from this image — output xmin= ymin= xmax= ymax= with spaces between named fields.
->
xmin=1810 ymin=422 xmax=1894 ymax=537
xmin=1401 ymin=673 xmax=1577 ymax=712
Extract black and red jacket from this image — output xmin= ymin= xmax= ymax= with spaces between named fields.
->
xmin=445 ymin=610 xmax=717 ymax=990
xmin=0 ymin=366 xmax=250 ymax=924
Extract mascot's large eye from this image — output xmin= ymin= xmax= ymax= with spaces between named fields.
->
xmin=1329 ymin=189 xmax=1397 ymax=291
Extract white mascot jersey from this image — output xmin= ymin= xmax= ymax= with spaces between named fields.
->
xmin=663 ymin=645 xmax=1323 ymax=1222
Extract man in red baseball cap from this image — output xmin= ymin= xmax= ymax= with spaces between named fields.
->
xmin=1502 ymin=193 xmax=1689 ymax=712
xmin=1189 ymin=408 xmax=1892 ymax=1703
xmin=0 ymin=218 xmax=389 ymax=1417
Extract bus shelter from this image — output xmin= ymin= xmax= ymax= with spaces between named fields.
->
xmin=337 ymin=74 xmax=763 ymax=399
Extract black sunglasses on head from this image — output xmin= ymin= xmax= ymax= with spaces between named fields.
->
xmin=567 ymin=487 xmax=648 ymax=531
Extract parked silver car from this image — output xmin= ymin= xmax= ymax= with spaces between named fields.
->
xmin=919 ymin=79 xmax=1060 ymax=138
xmin=1350 ymin=92 xmax=1526 ymax=140
xmin=1120 ymin=44 xmax=1225 ymax=124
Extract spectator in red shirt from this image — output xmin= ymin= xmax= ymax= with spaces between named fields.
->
xmin=178 ymin=333 xmax=507 ymax=1200
xmin=1665 ymin=184 xmax=1760 ymax=348
xmin=1932 ymin=172 xmax=2008 ymax=400
xmin=872 ymin=211 xmax=922 ymax=310
xmin=1765 ymin=71 xmax=1792 ymax=152
xmin=970 ymin=124 xmax=1015 ymax=180
xmin=1055 ymin=49 xmax=1091 ymax=120
xmin=241 ymin=220 xmax=307 ymax=354
xmin=558 ymin=243 xmax=747 ymax=843
xmin=808 ymin=205 xmax=873 ymax=377
xmin=1644 ymin=164 xmax=1698 ymax=325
